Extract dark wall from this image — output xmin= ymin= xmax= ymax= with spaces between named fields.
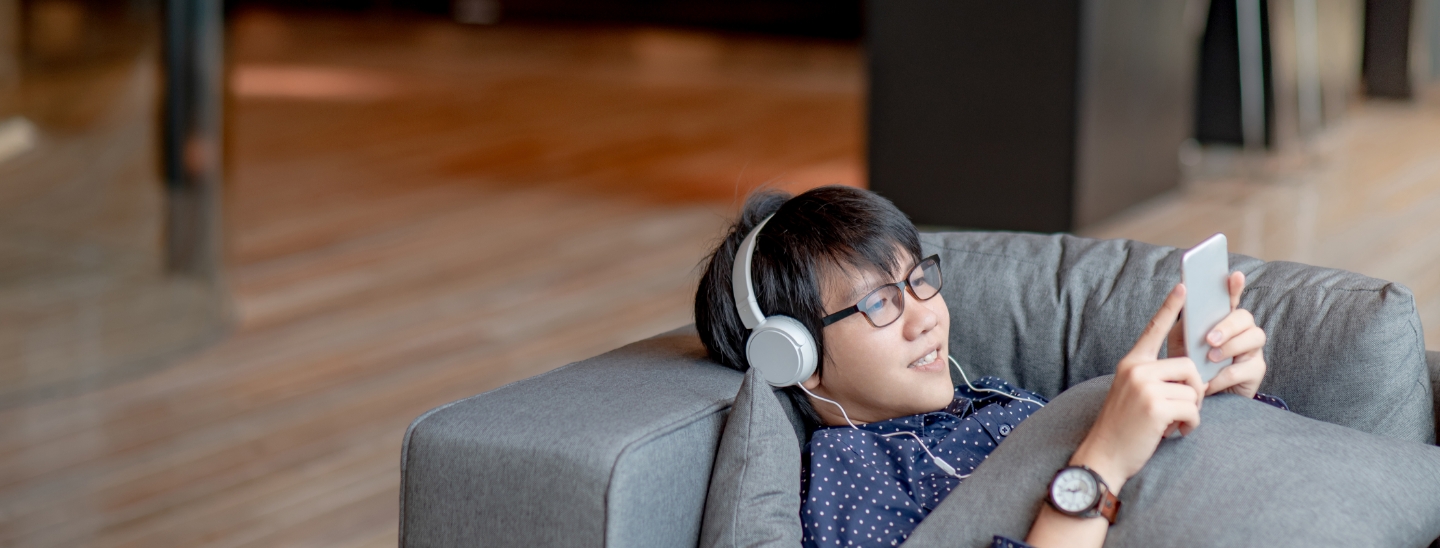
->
xmin=500 ymin=0 xmax=861 ymax=38
xmin=226 ymin=0 xmax=863 ymax=38
xmin=867 ymin=0 xmax=1082 ymax=232
xmin=1072 ymin=0 xmax=1198 ymax=227
xmin=1194 ymin=0 xmax=1274 ymax=147
xmin=1363 ymin=0 xmax=1414 ymax=98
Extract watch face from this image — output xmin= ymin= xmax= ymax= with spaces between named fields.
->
xmin=1051 ymin=468 xmax=1099 ymax=513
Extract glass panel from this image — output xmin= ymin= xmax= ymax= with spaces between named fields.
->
xmin=0 ymin=0 xmax=229 ymax=405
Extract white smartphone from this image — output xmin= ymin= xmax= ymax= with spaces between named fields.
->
xmin=1181 ymin=233 xmax=1233 ymax=383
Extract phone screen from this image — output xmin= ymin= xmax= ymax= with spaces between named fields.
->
xmin=1181 ymin=233 xmax=1233 ymax=383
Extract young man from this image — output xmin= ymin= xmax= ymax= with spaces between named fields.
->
xmin=694 ymin=186 xmax=1279 ymax=548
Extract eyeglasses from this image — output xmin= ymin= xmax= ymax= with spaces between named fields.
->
xmin=821 ymin=255 xmax=943 ymax=328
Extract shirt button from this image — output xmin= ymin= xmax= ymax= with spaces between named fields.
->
xmin=998 ymin=424 xmax=1012 ymax=436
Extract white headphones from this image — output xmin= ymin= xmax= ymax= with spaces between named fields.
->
xmin=732 ymin=214 xmax=818 ymax=387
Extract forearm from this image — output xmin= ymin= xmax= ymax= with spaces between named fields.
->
xmin=1025 ymin=504 xmax=1107 ymax=548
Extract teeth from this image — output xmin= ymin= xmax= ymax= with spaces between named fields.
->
xmin=910 ymin=349 xmax=938 ymax=367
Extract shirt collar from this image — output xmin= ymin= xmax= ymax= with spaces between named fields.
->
xmin=845 ymin=399 xmax=971 ymax=435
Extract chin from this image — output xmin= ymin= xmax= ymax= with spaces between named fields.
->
xmin=914 ymin=380 xmax=955 ymax=413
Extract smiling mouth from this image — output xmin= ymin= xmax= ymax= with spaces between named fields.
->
xmin=908 ymin=348 xmax=939 ymax=368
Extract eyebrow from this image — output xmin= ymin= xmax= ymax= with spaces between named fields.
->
xmin=840 ymin=284 xmax=872 ymax=306
xmin=838 ymin=261 xmax=914 ymax=305
xmin=835 ymin=254 xmax=921 ymax=304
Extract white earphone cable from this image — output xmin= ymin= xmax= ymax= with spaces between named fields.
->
xmin=798 ymin=384 xmax=860 ymax=429
xmin=799 ymin=384 xmax=965 ymax=478
xmin=796 ymin=355 xmax=1043 ymax=480
xmin=948 ymin=355 xmax=1047 ymax=408
xmin=880 ymin=430 xmax=967 ymax=478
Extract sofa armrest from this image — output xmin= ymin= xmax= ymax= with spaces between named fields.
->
xmin=399 ymin=326 xmax=741 ymax=548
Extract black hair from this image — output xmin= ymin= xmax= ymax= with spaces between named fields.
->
xmin=694 ymin=185 xmax=922 ymax=426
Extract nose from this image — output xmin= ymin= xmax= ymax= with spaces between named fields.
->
xmin=900 ymin=287 xmax=937 ymax=341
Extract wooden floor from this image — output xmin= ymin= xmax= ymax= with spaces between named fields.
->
xmin=0 ymin=11 xmax=862 ymax=548
xmin=1 ymin=9 xmax=1438 ymax=548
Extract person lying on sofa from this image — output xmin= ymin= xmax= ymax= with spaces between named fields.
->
xmin=693 ymin=185 xmax=1285 ymax=548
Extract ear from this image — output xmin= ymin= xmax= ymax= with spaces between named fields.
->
xmin=801 ymin=369 xmax=822 ymax=390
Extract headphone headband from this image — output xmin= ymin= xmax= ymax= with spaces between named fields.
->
xmin=729 ymin=212 xmax=817 ymax=387
xmin=730 ymin=214 xmax=773 ymax=330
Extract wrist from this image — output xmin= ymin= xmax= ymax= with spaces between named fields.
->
xmin=1069 ymin=442 xmax=1127 ymax=493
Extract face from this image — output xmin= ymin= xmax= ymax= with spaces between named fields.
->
xmin=802 ymin=255 xmax=954 ymax=425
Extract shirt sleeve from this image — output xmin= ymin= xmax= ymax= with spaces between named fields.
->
xmin=993 ymin=535 xmax=1037 ymax=548
xmin=1253 ymin=391 xmax=1289 ymax=410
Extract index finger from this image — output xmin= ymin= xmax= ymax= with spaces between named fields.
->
xmin=1130 ymin=283 xmax=1187 ymax=360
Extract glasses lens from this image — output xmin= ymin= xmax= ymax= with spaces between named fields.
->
xmin=858 ymin=284 xmax=903 ymax=327
xmin=908 ymin=257 xmax=942 ymax=300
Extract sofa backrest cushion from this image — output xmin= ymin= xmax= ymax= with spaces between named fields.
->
xmin=923 ymin=232 xmax=1435 ymax=444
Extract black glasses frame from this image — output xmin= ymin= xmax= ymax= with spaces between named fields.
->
xmin=820 ymin=255 xmax=943 ymax=328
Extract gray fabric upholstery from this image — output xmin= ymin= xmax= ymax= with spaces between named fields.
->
xmin=922 ymin=232 xmax=1435 ymax=444
xmin=700 ymin=368 xmax=803 ymax=548
xmin=903 ymin=376 xmax=1440 ymax=548
xmin=400 ymin=231 xmax=1440 ymax=547
xmin=399 ymin=326 xmax=742 ymax=548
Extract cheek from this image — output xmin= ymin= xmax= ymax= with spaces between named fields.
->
xmin=929 ymin=295 xmax=951 ymax=329
xmin=821 ymin=326 xmax=901 ymax=393
xmin=823 ymin=325 xmax=889 ymax=372
xmin=821 ymin=314 xmax=956 ymax=417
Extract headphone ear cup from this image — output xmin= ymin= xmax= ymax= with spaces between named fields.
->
xmin=745 ymin=315 xmax=818 ymax=387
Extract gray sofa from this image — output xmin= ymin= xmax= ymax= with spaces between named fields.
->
xmin=400 ymin=232 xmax=1440 ymax=547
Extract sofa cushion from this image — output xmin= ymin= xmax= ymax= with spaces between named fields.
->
xmin=922 ymin=232 xmax=1435 ymax=444
xmin=903 ymin=376 xmax=1440 ymax=547
xmin=699 ymin=368 xmax=803 ymax=548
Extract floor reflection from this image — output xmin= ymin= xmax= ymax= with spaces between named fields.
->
xmin=1082 ymin=86 xmax=1440 ymax=345
xmin=0 ymin=1 xmax=227 ymax=406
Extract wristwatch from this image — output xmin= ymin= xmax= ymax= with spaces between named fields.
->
xmin=1046 ymin=465 xmax=1120 ymax=524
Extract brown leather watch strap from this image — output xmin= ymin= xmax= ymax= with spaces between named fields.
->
xmin=1097 ymin=485 xmax=1120 ymax=524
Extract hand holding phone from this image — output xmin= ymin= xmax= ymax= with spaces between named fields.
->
xmin=1181 ymin=234 xmax=1234 ymax=383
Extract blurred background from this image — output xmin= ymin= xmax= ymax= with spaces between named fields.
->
xmin=0 ymin=0 xmax=1436 ymax=545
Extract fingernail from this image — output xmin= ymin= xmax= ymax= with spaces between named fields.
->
xmin=1208 ymin=348 xmax=1222 ymax=361
xmin=1208 ymin=330 xmax=1221 ymax=344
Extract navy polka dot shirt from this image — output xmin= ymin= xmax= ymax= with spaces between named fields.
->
xmin=799 ymin=377 xmax=1289 ymax=548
